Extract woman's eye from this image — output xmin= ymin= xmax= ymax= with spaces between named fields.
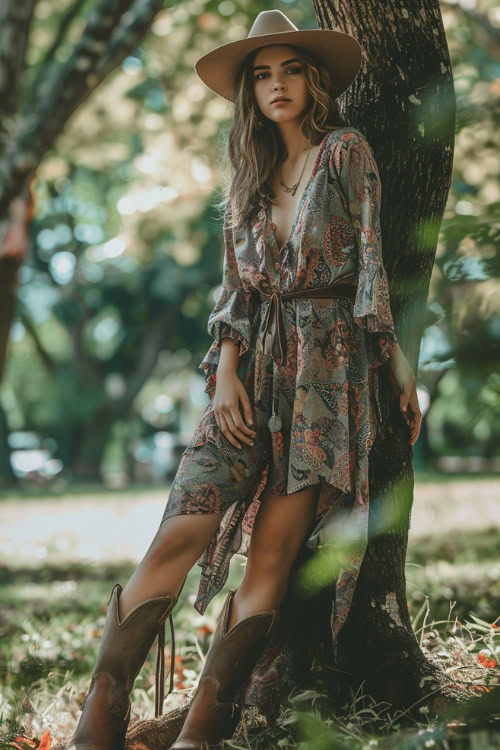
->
xmin=254 ymin=67 xmax=302 ymax=81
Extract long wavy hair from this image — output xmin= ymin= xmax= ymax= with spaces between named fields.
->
xmin=215 ymin=43 xmax=349 ymax=232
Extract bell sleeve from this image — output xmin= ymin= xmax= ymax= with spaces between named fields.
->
xmin=338 ymin=132 xmax=398 ymax=367
xmin=198 ymin=201 xmax=256 ymax=393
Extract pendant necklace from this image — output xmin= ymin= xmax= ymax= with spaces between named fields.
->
xmin=279 ymin=144 xmax=312 ymax=195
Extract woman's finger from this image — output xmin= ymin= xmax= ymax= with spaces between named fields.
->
xmin=218 ymin=411 xmax=242 ymax=449
xmin=238 ymin=383 xmax=255 ymax=431
xmin=228 ymin=405 xmax=255 ymax=445
xmin=400 ymin=391 xmax=409 ymax=413
xmin=408 ymin=389 xmax=422 ymax=444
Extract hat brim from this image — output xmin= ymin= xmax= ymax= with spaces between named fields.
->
xmin=195 ymin=28 xmax=363 ymax=102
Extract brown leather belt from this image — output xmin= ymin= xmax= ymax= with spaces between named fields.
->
xmin=259 ymin=272 xmax=357 ymax=367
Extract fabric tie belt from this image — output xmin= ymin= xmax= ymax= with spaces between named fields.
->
xmin=257 ymin=272 xmax=358 ymax=432
xmin=259 ymin=272 xmax=358 ymax=369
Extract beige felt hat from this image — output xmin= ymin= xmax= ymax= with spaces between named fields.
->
xmin=194 ymin=9 xmax=363 ymax=102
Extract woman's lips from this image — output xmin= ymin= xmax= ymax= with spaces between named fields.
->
xmin=272 ymin=99 xmax=290 ymax=105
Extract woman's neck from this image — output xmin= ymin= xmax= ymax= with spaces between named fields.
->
xmin=276 ymin=123 xmax=312 ymax=163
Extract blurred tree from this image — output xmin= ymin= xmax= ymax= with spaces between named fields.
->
xmin=7 ymin=172 xmax=224 ymax=480
xmin=416 ymin=0 xmax=500 ymax=468
xmin=0 ymin=0 xmax=165 ymax=386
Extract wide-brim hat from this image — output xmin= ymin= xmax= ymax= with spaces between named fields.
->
xmin=195 ymin=9 xmax=363 ymax=102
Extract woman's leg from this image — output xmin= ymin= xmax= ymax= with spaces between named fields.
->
xmin=227 ymin=483 xmax=321 ymax=629
xmin=118 ymin=512 xmax=225 ymax=620
xmin=68 ymin=511 xmax=224 ymax=750
xmin=170 ymin=483 xmax=321 ymax=749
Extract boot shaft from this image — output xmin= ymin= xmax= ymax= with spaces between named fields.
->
xmin=89 ymin=583 xmax=176 ymax=713
xmin=170 ymin=589 xmax=280 ymax=749
xmin=202 ymin=589 xmax=278 ymax=702
xmin=69 ymin=583 xmax=180 ymax=749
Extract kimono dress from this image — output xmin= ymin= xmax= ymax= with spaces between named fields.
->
xmin=160 ymin=126 xmax=398 ymax=663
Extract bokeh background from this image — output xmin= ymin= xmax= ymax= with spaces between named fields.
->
xmin=0 ymin=0 xmax=498 ymax=747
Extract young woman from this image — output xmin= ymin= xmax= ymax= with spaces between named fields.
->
xmin=68 ymin=9 xmax=421 ymax=750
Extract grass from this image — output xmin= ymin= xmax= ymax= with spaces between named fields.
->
xmin=0 ymin=480 xmax=499 ymax=750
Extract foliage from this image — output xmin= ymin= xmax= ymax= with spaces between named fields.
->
xmin=0 ymin=0 xmax=498 ymax=483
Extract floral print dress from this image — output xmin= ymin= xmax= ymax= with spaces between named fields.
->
xmin=160 ymin=126 xmax=398 ymax=661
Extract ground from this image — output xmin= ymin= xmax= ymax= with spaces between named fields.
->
xmin=0 ymin=472 xmax=498 ymax=749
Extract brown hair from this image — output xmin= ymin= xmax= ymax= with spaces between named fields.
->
xmin=215 ymin=44 xmax=349 ymax=231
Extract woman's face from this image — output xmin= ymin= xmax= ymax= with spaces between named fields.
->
xmin=252 ymin=44 xmax=309 ymax=125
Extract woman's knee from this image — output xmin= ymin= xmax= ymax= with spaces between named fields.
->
xmin=148 ymin=513 xmax=223 ymax=565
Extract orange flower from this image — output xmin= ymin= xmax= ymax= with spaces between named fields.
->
xmin=196 ymin=624 xmax=213 ymax=636
xmin=478 ymin=653 xmax=496 ymax=668
xmin=13 ymin=739 xmax=37 ymax=750
xmin=38 ymin=731 xmax=51 ymax=750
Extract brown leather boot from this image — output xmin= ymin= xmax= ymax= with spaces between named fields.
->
xmin=67 ymin=580 xmax=184 ymax=750
xmin=171 ymin=589 xmax=279 ymax=750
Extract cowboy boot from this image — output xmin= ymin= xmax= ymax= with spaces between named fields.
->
xmin=171 ymin=588 xmax=279 ymax=749
xmin=67 ymin=580 xmax=184 ymax=750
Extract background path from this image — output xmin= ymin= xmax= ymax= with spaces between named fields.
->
xmin=0 ymin=477 xmax=498 ymax=567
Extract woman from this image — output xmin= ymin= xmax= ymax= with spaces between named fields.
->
xmin=68 ymin=9 xmax=421 ymax=750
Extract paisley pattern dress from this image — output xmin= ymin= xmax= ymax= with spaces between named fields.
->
xmin=160 ymin=126 xmax=398 ymax=661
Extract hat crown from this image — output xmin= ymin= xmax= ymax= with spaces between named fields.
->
xmin=194 ymin=9 xmax=362 ymax=103
xmin=248 ymin=10 xmax=299 ymax=39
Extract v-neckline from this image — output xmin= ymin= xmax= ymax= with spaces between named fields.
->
xmin=266 ymin=130 xmax=332 ymax=255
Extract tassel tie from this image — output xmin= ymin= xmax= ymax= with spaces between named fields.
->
xmin=154 ymin=575 xmax=188 ymax=717
xmin=155 ymin=611 xmax=176 ymax=718
xmin=258 ymin=274 xmax=358 ymax=432
xmin=259 ymin=273 xmax=358 ymax=369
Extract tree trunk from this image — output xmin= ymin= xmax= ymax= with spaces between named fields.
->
xmin=72 ymin=408 xmax=116 ymax=481
xmin=0 ymin=402 xmax=18 ymax=488
xmin=314 ymin=0 xmax=457 ymax=713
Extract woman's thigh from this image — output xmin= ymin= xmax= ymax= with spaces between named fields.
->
xmin=161 ymin=398 xmax=271 ymax=523
xmin=245 ymin=483 xmax=321 ymax=576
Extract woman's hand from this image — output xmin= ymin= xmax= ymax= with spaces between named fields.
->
xmin=387 ymin=346 xmax=422 ymax=446
xmin=214 ymin=367 xmax=257 ymax=450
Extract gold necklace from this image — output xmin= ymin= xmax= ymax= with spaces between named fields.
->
xmin=279 ymin=145 xmax=312 ymax=196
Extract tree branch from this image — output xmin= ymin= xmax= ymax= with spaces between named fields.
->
xmin=24 ymin=0 xmax=89 ymax=109
xmin=0 ymin=0 xmax=164 ymax=216
xmin=0 ymin=0 xmax=37 ymax=132
xmin=114 ymin=295 xmax=190 ymax=417
xmin=18 ymin=305 xmax=56 ymax=373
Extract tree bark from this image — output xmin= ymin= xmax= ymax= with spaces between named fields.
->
xmin=313 ymin=0 xmax=459 ymax=715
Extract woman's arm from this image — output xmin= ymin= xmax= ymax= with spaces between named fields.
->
xmin=387 ymin=342 xmax=422 ymax=446
xmin=218 ymin=336 xmax=240 ymax=373
xmin=387 ymin=341 xmax=400 ymax=359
